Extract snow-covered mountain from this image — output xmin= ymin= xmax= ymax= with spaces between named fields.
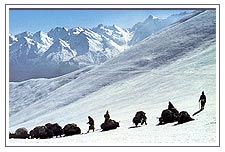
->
xmin=9 ymin=10 xmax=217 ymax=145
xmin=92 ymin=24 xmax=132 ymax=46
xmin=128 ymin=11 xmax=190 ymax=45
xmin=9 ymin=25 xmax=130 ymax=81
xmin=9 ymin=12 xmax=189 ymax=82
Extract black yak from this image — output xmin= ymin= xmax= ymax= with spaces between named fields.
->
xmin=45 ymin=123 xmax=63 ymax=137
xmin=178 ymin=111 xmax=194 ymax=124
xmin=63 ymin=123 xmax=81 ymax=136
xmin=101 ymin=119 xmax=120 ymax=131
xmin=158 ymin=102 xmax=179 ymax=125
xmin=159 ymin=109 xmax=175 ymax=125
xmin=132 ymin=111 xmax=147 ymax=127
xmin=9 ymin=128 xmax=29 ymax=139
xmin=30 ymin=126 xmax=53 ymax=139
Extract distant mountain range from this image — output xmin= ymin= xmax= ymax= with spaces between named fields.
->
xmin=9 ymin=11 xmax=189 ymax=81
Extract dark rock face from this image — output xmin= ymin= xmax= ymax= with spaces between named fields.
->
xmin=132 ymin=111 xmax=147 ymax=127
xmin=63 ymin=123 xmax=81 ymax=136
xmin=178 ymin=111 xmax=194 ymax=124
xmin=101 ymin=119 xmax=120 ymax=131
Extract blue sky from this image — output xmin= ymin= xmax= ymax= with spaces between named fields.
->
xmin=9 ymin=9 xmax=192 ymax=35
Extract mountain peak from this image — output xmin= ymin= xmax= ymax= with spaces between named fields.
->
xmin=33 ymin=31 xmax=53 ymax=46
xmin=35 ymin=30 xmax=44 ymax=34
xmin=15 ymin=31 xmax=33 ymax=39
xmin=70 ymin=27 xmax=85 ymax=35
xmin=48 ymin=27 xmax=69 ymax=40
xmin=129 ymin=12 xmax=190 ymax=45
xmin=144 ymin=15 xmax=159 ymax=22
xmin=9 ymin=35 xmax=18 ymax=44
xmin=33 ymin=31 xmax=46 ymax=38
xmin=111 ymin=24 xmax=122 ymax=31
xmin=147 ymin=14 xmax=154 ymax=19
xmin=97 ymin=24 xmax=104 ymax=28
xmin=53 ymin=26 xmax=68 ymax=31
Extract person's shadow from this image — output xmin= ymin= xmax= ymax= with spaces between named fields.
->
xmin=192 ymin=108 xmax=204 ymax=116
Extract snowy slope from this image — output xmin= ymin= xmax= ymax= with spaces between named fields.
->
xmin=8 ymin=10 xmax=217 ymax=146
xmin=9 ymin=66 xmax=93 ymax=118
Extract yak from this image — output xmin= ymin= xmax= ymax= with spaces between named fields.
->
xmin=132 ymin=111 xmax=147 ymax=127
xmin=63 ymin=123 xmax=81 ymax=136
xmin=45 ymin=123 xmax=63 ymax=137
xmin=158 ymin=102 xmax=179 ymax=125
xmin=30 ymin=126 xmax=54 ymax=139
xmin=9 ymin=128 xmax=29 ymax=139
xmin=178 ymin=111 xmax=194 ymax=124
xmin=101 ymin=119 xmax=120 ymax=131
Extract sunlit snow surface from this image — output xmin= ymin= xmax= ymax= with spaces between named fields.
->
xmin=8 ymin=10 xmax=217 ymax=146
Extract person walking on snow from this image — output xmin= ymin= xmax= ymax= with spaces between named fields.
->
xmin=87 ymin=116 xmax=95 ymax=133
xmin=199 ymin=91 xmax=206 ymax=110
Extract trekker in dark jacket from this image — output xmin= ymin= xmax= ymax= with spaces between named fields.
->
xmin=87 ymin=116 xmax=95 ymax=133
xmin=104 ymin=110 xmax=110 ymax=122
xmin=199 ymin=91 xmax=206 ymax=110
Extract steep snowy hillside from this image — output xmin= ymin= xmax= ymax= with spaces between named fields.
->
xmin=9 ymin=10 xmax=217 ymax=145
xmin=9 ymin=66 xmax=93 ymax=117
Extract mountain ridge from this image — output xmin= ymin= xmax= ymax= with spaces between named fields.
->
xmin=9 ymin=11 xmax=190 ymax=82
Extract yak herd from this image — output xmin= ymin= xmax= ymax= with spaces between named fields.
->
xmin=9 ymin=102 xmax=194 ymax=139
xmin=158 ymin=102 xmax=194 ymax=125
xmin=9 ymin=123 xmax=81 ymax=139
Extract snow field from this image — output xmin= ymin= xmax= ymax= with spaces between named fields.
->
xmin=8 ymin=10 xmax=217 ymax=146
